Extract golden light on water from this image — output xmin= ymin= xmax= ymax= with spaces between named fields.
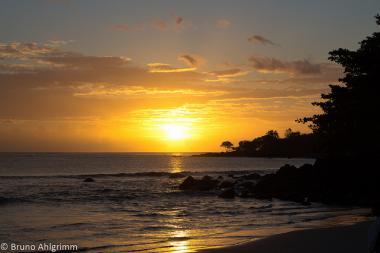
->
xmin=169 ymin=230 xmax=190 ymax=253
xmin=169 ymin=155 xmax=184 ymax=173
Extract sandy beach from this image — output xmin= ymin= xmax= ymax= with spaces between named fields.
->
xmin=199 ymin=221 xmax=372 ymax=253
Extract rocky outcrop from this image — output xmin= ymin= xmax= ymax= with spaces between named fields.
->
xmin=179 ymin=175 xmax=219 ymax=191
xmin=178 ymin=158 xmax=378 ymax=206
xmin=218 ymin=188 xmax=235 ymax=199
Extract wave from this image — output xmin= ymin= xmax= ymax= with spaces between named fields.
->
xmin=0 ymin=169 xmax=271 ymax=179
xmin=0 ymin=196 xmax=28 ymax=205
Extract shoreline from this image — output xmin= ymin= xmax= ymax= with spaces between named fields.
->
xmin=192 ymin=152 xmax=317 ymax=159
xmin=198 ymin=220 xmax=372 ymax=253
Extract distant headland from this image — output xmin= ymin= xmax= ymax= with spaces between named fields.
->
xmin=196 ymin=129 xmax=319 ymax=158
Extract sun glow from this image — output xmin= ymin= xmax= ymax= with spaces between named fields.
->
xmin=162 ymin=123 xmax=189 ymax=140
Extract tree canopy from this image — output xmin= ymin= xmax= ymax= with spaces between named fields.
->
xmin=220 ymin=141 xmax=234 ymax=152
xmin=299 ymin=15 xmax=380 ymax=158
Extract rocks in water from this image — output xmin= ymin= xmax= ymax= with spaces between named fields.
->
xmin=179 ymin=175 xmax=219 ymax=191
xmin=169 ymin=173 xmax=187 ymax=179
xmin=219 ymin=188 xmax=235 ymax=199
xmin=219 ymin=180 xmax=234 ymax=189
xmin=83 ymin=177 xmax=95 ymax=183
xmin=179 ymin=176 xmax=196 ymax=190
xmin=242 ymin=173 xmax=261 ymax=180
xmin=176 ymin=158 xmax=379 ymax=206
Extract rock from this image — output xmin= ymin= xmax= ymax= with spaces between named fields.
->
xmin=237 ymin=180 xmax=255 ymax=189
xmin=218 ymin=188 xmax=235 ymax=198
xmin=179 ymin=175 xmax=219 ymax=191
xmin=238 ymin=190 xmax=254 ymax=198
xmin=219 ymin=180 xmax=234 ymax=189
xmin=301 ymin=197 xmax=311 ymax=206
xmin=179 ymin=176 xmax=197 ymax=190
xmin=197 ymin=176 xmax=219 ymax=191
xmin=83 ymin=177 xmax=95 ymax=182
xmin=276 ymin=164 xmax=297 ymax=177
xmin=169 ymin=173 xmax=187 ymax=179
xmin=202 ymin=175 xmax=213 ymax=181
xmin=242 ymin=173 xmax=261 ymax=180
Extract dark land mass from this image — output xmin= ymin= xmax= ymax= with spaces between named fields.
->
xmin=195 ymin=130 xmax=320 ymax=158
xmin=189 ymin=15 xmax=380 ymax=207
xmin=178 ymin=157 xmax=379 ymax=206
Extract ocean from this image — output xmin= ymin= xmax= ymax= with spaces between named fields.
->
xmin=0 ymin=153 xmax=369 ymax=252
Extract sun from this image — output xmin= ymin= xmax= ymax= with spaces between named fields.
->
xmin=162 ymin=124 xmax=189 ymax=141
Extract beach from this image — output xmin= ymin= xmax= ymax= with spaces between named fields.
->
xmin=199 ymin=221 xmax=372 ymax=253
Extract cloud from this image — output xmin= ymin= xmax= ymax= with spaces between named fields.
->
xmin=209 ymin=68 xmax=248 ymax=78
xmin=70 ymin=83 xmax=226 ymax=98
xmin=111 ymin=14 xmax=192 ymax=33
xmin=249 ymin=56 xmax=322 ymax=75
xmin=174 ymin=15 xmax=184 ymax=26
xmin=151 ymin=19 xmax=169 ymax=31
xmin=151 ymin=15 xmax=192 ymax=32
xmin=206 ymin=68 xmax=249 ymax=82
xmin=248 ymin=35 xmax=279 ymax=46
xmin=0 ymin=40 xmax=335 ymax=136
xmin=45 ymin=54 xmax=131 ymax=70
xmin=147 ymin=63 xmax=196 ymax=73
xmin=216 ymin=19 xmax=231 ymax=29
xmin=111 ymin=23 xmax=145 ymax=32
xmin=178 ymin=54 xmax=205 ymax=68
xmin=0 ymin=42 xmax=59 ymax=60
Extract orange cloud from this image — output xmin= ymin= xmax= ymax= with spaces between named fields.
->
xmin=111 ymin=23 xmax=145 ymax=32
xmin=206 ymin=68 xmax=249 ymax=83
xmin=147 ymin=63 xmax=196 ymax=73
xmin=216 ymin=19 xmax=231 ymax=29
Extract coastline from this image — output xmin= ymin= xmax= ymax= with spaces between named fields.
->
xmin=192 ymin=152 xmax=317 ymax=158
xmin=198 ymin=220 xmax=372 ymax=253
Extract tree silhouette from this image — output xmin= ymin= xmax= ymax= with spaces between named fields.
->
xmin=284 ymin=128 xmax=301 ymax=139
xmin=299 ymin=15 xmax=380 ymax=158
xmin=266 ymin=130 xmax=279 ymax=139
xmin=220 ymin=141 xmax=234 ymax=152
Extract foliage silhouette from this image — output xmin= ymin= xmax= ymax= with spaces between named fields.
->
xmin=220 ymin=141 xmax=234 ymax=152
xmin=202 ymin=129 xmax=318 ymax=157
xmin=299 ymin=14 xmax=380 ymax=158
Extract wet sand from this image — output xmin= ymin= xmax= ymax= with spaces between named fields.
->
xmin=199 ymin=221 xmax=372 ymax=253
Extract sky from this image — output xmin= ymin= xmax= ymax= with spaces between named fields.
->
xmin=1 ymin=0 xmax=379 ymax=152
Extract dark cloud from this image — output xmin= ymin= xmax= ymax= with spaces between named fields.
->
xmin=178 ymin=54 xmax=205 ymax=68
xmin=174 ymin=16 xmax=183 ymax=25
xmin=249 ymin=56 xmax=322 ymax=75
xmin=248 ymin=35 xmax=279 ymax=46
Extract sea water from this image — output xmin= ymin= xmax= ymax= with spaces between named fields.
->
xmin=0 ymin=153 xmax=369 ymax=252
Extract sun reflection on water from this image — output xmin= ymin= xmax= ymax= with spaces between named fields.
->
xmin=169 ymin=155 xmax=184 ymax=173
xmin=169 ymin=230 xmax=190 ymax=253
